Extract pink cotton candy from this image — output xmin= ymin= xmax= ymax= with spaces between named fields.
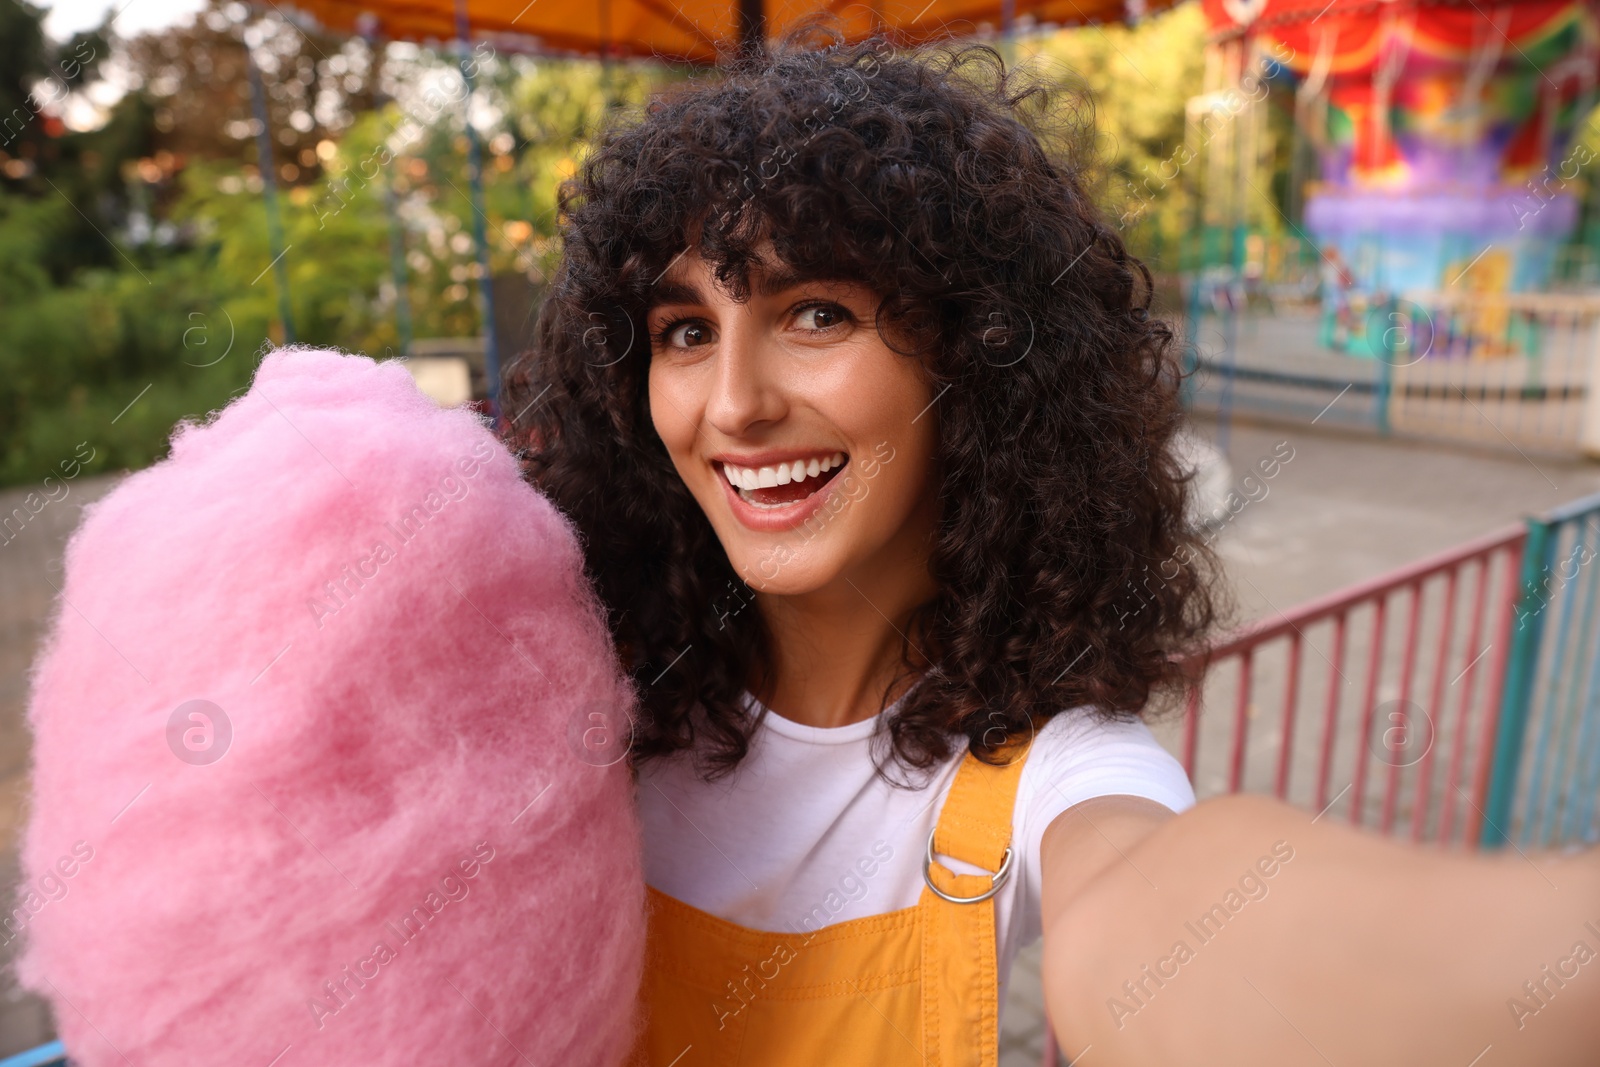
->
xmin=13 ymin=347 xmax=646 ymax=1066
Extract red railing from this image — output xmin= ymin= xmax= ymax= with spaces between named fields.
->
xmin=1041 ymin=523 xmax=1527 ymax=1066
xmin=1176 ymin=522 xmax=1526 ymax=843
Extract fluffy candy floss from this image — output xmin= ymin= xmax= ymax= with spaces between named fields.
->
xmin=14 ymin=347 xmax=646 ymax=1066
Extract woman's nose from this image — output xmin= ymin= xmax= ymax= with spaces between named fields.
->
xmin=705 ymin=319 xmax=786 ymax=436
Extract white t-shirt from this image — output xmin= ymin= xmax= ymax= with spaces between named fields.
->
xmin=635 ymin=689 xmax=1196 ymax=1018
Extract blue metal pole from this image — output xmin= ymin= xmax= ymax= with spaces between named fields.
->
xmin=1181 ymin=257 xmax=1201 ymax=407
xmin=1559 ymin=610 xmax=1600 ymax=843
xmin=1565 ymin=674 xmax=1600 ymax=842
xmin=1217 ymin=223 xmax=1241 ymax=457
xmin=1536 ymin=491 xmax=1600 ymax=842
xmin=247 ymin=48 xmax=295 ymax=343
xmin=455 ymin=0 xmax=501 ymax=426
xmin=1180 ymin=118 xmax=1202 ymax=412
xmin=364 ymin=31 xmax=414 ymax=358
xmin=1520 ymin=514 xmax=1591 ymax=846
xmin=1481 ymin=517 xmax=1554 ymax=847
xmin=385 ymin=175 xmax=413 ymax=357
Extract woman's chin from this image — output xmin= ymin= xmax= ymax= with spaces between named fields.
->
xmin=729 ymin=545 xmax=848 ymax=597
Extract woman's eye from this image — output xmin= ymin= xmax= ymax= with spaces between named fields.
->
xmin=795 ymin=303 xmax=850 ymax=332
xmin=659 ymin=320 xmax=714 ymax=348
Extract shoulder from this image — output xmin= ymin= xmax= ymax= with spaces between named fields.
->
xmin=1003 ymin=708 xmax=1196 ymax=949
xmin=1015 ymin=708 xmax=1197 ymax=822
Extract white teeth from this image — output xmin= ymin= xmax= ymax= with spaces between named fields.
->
xmin=719 ymin=452 xmax=849 ymax=495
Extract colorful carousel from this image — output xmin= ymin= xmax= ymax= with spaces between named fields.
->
xmin=1203 ymin=0 xmax=1600 ymax=357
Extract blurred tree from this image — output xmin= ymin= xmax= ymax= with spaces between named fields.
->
xmin=0 ymin=1 xmax=127 ymax=286
xmin=119 ymin=1 xmax=379 ymax=179
xmin=201 ymin=52 xmax=678 ymax=353
xmin=0 ymin=0 xmax=106 ymax=188
xmin=0 ymin=1 xmax=394 ymax=286
xmin=1027 ymin=3 xmax=1210 ymax=272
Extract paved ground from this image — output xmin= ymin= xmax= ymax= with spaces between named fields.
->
xmin=3 ymin=413 xmax=1599 ymax=1062
xmin=0 ymin=471 xmax=120 ymax=1054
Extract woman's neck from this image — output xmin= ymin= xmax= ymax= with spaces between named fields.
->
xmin=749 ymin=556 xmax=936 ymax=730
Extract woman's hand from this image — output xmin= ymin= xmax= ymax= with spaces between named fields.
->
xmin=1041 ymin=792 xmax=1600 ymax=1066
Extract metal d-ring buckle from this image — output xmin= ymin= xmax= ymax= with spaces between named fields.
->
xmin=922 ymin=827 xmax=1014 ymax=904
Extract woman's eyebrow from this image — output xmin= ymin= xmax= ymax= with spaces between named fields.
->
xmin=648 ymin=281 xmax=702 ymax=308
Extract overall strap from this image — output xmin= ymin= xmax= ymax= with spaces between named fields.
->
xmin=920 ymin=727 xmax=1038 ymax=1067
xmin=928 ymin=730 xmax=1034 ymax=886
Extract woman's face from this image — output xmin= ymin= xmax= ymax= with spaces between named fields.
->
xmin=646 ymin=245 xmax=940 ymax=599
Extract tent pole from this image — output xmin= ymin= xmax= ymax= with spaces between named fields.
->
xmin=739 ymin=0 xmax=764 ymax=54
xmin=455 ymin=0 xmax=502 ymax=426
xmin=600 ymin=0 xmax=614 ymax=106
xmin=246 ymin=44 xmax=296 ymax=344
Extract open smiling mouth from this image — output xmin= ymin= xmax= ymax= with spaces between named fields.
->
xmin=717 ymin=452 xmax=848 ymax=510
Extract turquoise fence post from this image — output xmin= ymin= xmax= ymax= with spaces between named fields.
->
xmin=247 ymin=48 xmax=295 ymax=344
xmin=1481 ymin=517 xmax=1554 ymax=847
xmin=385 ymin=175 xmax=413 ymax=357
xmin=1181 ymin=267 xmax=1201 ymax=410
xmin=1375 ymin=295 xmax=1396 ymax=436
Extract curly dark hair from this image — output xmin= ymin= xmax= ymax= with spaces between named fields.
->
xmin=502 ymin=20 xmax=1229 ymax=785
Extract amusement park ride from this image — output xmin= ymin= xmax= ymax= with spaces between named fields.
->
xmin=1197 ymin=0 xmax=1600 ymax=357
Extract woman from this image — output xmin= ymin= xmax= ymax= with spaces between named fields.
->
xmin=506 ymin=24 xmax=1600 ymax=1067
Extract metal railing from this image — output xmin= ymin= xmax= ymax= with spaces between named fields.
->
xmin=1162 ymin=487 xmax=1600 ymax=854
xmin=1487 ymin=488 xmax=1600 ymax=848
xmin=1386 ymin=291 xmax=1600 ymax=454
xmin=1175 ymin=524 xmax=1527 ymax=846
xmin=1182 ymin=289 xmax=1600 ymax=457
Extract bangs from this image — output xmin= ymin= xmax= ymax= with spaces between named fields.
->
xmin=576 ymin=49 xmax=945 ymax=325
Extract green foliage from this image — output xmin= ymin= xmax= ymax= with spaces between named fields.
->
xmin=0 ymin=50 xmax=677 ymax=487
xmin=0 ymin=216 xmax=266 ymax=484
xmin=1027 ymin=4 xmax=1210 ymax=269
xmin=1 ymin=16 xmax=1191 ymax=488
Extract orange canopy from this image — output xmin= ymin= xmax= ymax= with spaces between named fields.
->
xmin=285 ymin=0 xmax=1182 ymax=64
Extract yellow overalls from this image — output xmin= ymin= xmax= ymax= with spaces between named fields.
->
xmin=630 ymin=731 xmax=1037 ymax=1066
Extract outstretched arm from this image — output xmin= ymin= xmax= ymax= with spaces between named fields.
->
xmin=1040 ymin=792 xmax=1600 ymax=1066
